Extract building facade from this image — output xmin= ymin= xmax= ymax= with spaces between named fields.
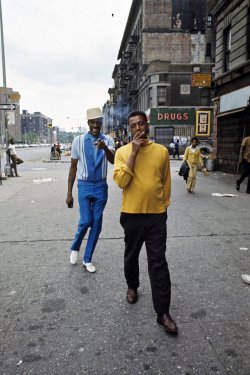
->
xmin=0 ymin=87 xmax=21 ymax=142
xmin=21 ymin=110 xmax=51 ymax=144
xmin=105 ymin=0 xmax=216 ymax=147
xmin=212 ymin=0 xmax=250 ymax=173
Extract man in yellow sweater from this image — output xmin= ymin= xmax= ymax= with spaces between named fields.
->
xmin=183 ymin=137 xmax=205 ymax=193
xmin=113 ymin=111 xmax=178 ymax=335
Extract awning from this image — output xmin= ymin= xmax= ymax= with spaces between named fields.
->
xmin=216 ymin=107 xmax=246 ymax=117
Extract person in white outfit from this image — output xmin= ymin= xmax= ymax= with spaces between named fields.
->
xmin=7 ymin=139 xmax=23 ymax=177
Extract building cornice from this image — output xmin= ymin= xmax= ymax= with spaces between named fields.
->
xmin=211 ymin=0 xmax=246 ymax=16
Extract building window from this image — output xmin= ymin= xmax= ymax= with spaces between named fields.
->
xmin=157 ymin=86 xmax=167 ymax=106
xmin=159 ymin=74 xmax=168 ymax=82
xmin=148 ymin=87 xmax=153 ymax=108
xmin=207 ymin=15 xmax=213 ymax=28
xmin=223 ymin=26 xmax=231 ymax=72
xmin=206 ymin=43 xmax=211 ymax=57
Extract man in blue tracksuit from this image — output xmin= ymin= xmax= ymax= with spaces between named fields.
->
xmin=66 ymin=107 xmax=115 ymax=272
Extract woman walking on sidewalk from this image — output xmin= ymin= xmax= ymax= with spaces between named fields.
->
xmin=183 ymin=137 xmax=206 ymax=193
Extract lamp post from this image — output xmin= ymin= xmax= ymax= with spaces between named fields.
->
xmin=0 ymin=1 xmax=6 ymax=88
xmin=0 ymin=0 xmax=8 ymax=181
xmin=0 ymin=0 xmax=7 ymax=140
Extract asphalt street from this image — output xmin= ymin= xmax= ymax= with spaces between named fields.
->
xmin=0 ymin=152 xmax=249 ymax=375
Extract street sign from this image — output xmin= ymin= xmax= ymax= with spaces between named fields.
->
xmin=0 ymin=103 xmax=16 ymax=110
xmin=8 ymin=93 xmax=21 ymax=101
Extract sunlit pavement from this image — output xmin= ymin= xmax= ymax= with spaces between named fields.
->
xmin=0 ymin=159 xmax=249 ymax=375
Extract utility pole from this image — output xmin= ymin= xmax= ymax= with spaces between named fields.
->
xmin=0 ymin=0 xmax=9 ymax=182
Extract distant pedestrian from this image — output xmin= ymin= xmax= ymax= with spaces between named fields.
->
xmin=66 ymin=107 xmax=115 ymax=273
xmin=55 ymin=142 xmax=61 ymax=159
xmin=236 ymin=136 xmax=250 ymax=194
xmin=113 ymin=110 xmax=178 ymax=335
xmin=173 ymin=139 xmax=180 ymax=159
xmin=183 ymin=137 xmax=206 ymax=193
xmin=169 ymin=140 xmax=174 ymax=156
xmin=6 ymin=139 xmax=23 ymax=177
xmin=50 ymin=144 xmax=57 ymax=160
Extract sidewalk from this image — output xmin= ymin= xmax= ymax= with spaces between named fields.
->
xmin=0 ymin=161 xmax=249 ymax=375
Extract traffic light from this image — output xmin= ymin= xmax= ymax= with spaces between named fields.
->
xmin=48 ymin=123 xmax=52 ymax=128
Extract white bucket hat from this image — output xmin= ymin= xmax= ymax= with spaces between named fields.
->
xmin=86 ymin=107 xmax=103 ymax=120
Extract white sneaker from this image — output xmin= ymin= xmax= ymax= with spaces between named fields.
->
xmin=242 ymin=274 xmax=250 ymax=284
xmin=70 ymin=250 xmax=78 ymax=265
xmin=83 ymin=261 xmax=96 ymax=273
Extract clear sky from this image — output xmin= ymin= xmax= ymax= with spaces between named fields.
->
xmin=1 ymin=0 xmax=132 ymax=131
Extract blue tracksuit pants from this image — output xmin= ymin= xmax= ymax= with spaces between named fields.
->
xmin=71 ymin=180 xmax=108 ymax=262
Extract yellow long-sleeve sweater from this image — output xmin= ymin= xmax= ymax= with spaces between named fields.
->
xmin=113 ymin=141 xmax=171 ymax=213
xmin=183 ymin=146 xmax=203 ymax=166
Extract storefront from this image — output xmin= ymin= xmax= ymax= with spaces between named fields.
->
xmin=215 ymin=87 xmax=250 ymax=173
xmin=149 ymin=107 xmax=213 ymax=152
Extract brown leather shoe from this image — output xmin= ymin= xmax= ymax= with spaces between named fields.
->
xmin=157 ymin=313 xmax=178 ymax=334
xmin=126 ymin=288 xmax=138 ymax=304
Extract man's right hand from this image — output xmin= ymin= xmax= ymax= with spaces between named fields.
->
xmin=66 ymin=195 xmax=74 ymax=208
xmin=131 ymin=131 xmax=148 ymax=154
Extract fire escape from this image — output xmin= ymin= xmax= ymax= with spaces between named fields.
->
xmin=115 ymin=34 xmax=140 ymax=128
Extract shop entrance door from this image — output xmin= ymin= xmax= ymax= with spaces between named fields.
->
xmin=155 ymin=127 xmax=174 ymax=147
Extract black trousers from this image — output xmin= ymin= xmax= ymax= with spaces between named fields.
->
xmin=120 ymin=212 xmax=171 ymax=314
xmin=238 ymin=159 xmax=250 ymax=192
xmin=173 ymin=149 xmax=179 ymax=159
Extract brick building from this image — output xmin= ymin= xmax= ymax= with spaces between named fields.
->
xmin=105 ymin=0 xmax=216 ymax=148
xmin=21 ymin=110 xmax=51 ymax=144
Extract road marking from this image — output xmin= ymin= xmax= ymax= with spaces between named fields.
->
xmin=31 ymin=168 xmax=47 ymax=170
xmin=33 ymin=178 xmax=55 ymax=184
